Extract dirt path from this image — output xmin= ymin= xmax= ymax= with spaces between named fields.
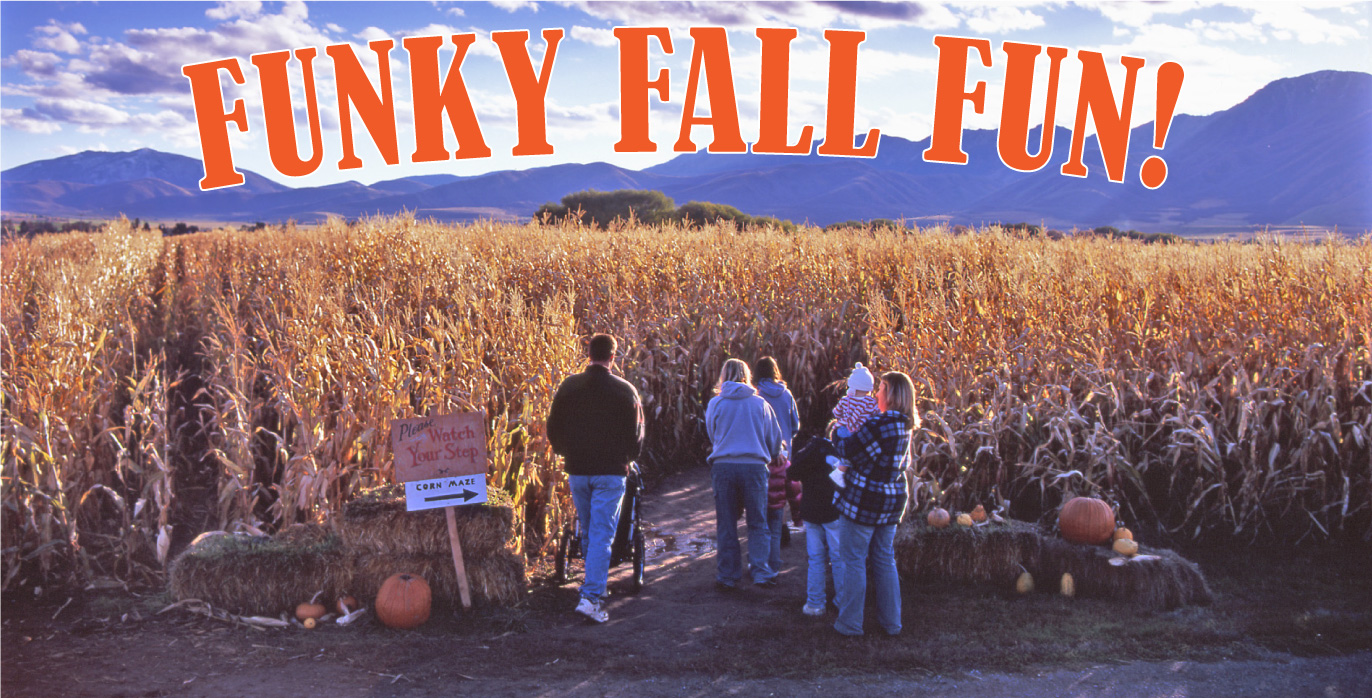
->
xmin=3 ymin=464 xmax=1370 ymax=697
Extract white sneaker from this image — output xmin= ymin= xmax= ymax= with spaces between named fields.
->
xmin=575 ymin=597 xmax=608 ymax=623
xmin=802 ymin=603 xmax=825 ymax=616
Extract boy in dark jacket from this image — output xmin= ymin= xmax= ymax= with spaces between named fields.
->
xmin=786 ymin=434 xmax=844 ymax=616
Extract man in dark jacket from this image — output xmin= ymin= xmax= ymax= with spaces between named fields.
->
xmin=546 ymin=334 xmax=644 ymax=623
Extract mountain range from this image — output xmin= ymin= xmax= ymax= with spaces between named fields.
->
xmin=3 ymin=70 xmax=1369 ymax=234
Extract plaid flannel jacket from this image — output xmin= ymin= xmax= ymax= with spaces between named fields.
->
xmin=833 ymin=410 xmax=912 ymax=526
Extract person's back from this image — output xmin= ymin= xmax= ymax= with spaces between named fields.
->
xmin=704 ymin=382 xmax=779 ymax=467
xmin=546 ymin=334 xmax=643 ymax=624
xmin=547 ymin=364 xmax=642 ymax=475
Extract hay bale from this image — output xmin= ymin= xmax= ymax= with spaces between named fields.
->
xmin=349 ymin=548 xmax=526 ymax=608
xmin=168 ymin=531 xmax=352 ymax=616
xmin=338 ymin=485 xmax=515 ymax=558
xmin=1037 ymin=537 xmax=1212 ymax=611
xmin=893 ymin=518 xmax=1212 ymax=610
xmin=894 ymin=519 xmax=1045 ymax=585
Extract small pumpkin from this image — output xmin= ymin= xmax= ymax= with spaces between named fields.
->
xmin=927 ymin=507 xmax=951 ymax=529
xmin=970 ymin=504 xmax=987 ymax=523
xmin=376 ymin=573 xmax=432 ymax=630
xmin=1113 ymin=538 xmax=1139 ymax=557
xmin=1060 ymin=573 xmax=1075 ymax=598
xmin=303 ymin=617 xmax=317 ymax=629
xmin=956 ymin=512 xmax=973 ymax=527
xmin=1059 ymin=497 xmax=1115 ymax=545
xmin=337 ymin=594 xmax=358 ymax=615
xmin=1112 ymin=527 xmax=1134 ymax=542
xmin=1015 ymin=571 xmax=1034 ymax=595
xmin=295 ymin=591 xmax=326 ymax=622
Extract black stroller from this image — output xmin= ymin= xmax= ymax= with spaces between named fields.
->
xmin=553 ymin=462 xmax=647 ymax=593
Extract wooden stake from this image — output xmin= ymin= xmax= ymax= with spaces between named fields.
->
xmin=445 ymin=506 xmax=472 ymax=609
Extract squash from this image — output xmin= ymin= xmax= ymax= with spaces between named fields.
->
xmin=970 ymin=504 xmax=987 ymax=523
xmin=1059 ymin=497 xmax=1115 ymax=544
xmin=1112 ymin=527 xmax=1134 ymax=542
xmin=376 ymin=573 xmax=432 ymax=630
xmin=295 ymin=590 xmax=326 ymax=621
xmin=1015 ymin=571 xmax=1034 ymax=594
xmin=303 ymin=617 xmax=317 ymax=629
xmin=1060 ymin=573 xmax=1075 ymax=598
xmin=927 ymin=507 xmax=951 ymax=529
xmin=337 ymin=594 xmax=358 ymax=615
xmin=956 ymin=512 xmax=973 ymax=527
xmin=1112 ymin=538 xmax=1139 ymax=557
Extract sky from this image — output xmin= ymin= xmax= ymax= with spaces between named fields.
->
xmin=2 ymin=1 xmax=1369 ymax=188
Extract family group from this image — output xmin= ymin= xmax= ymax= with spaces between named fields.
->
xmin=547 ymin=334 xmax=918 ymax=637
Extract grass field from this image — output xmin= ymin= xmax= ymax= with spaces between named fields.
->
xmin=2 ymin=215 xmax=1369 ymax=592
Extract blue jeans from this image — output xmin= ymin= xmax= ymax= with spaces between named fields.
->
xmin=711 ymin=461 xmax=774 ymax=586
xmin=767 ymin=507 xmax=786 ymax=574
xmin=805 ymin=519 xmax=843 ymax=609
xmin=570 ymin=474 xmax=626 ymax=602
xmin=834 ymin=517 xmax=901 ymax=636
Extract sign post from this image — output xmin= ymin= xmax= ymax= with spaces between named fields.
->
xmin=390 ymin=411 xmax=488 ymax=610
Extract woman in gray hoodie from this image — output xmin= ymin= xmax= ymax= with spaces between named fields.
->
xmin=753 ymin=356 xmax=801 ymax=573
xmin=705 ymin=358 xmax=783 ymax=589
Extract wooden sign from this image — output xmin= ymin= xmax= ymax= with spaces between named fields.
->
xmin=390 ymin=411 xmax=487 ymax=482
xmin=389 ymin=410 xmax=489 ymax=610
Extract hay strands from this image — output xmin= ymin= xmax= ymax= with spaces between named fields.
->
xmin=157 ymin=598 xmax=290 ymax=630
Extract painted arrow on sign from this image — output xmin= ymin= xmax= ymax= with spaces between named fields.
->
xmin=426 ymin=489 xmax=479 ymax=503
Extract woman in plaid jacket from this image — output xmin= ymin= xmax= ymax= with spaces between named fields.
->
xmin=831 ymin=370 xmax=919 ymax=637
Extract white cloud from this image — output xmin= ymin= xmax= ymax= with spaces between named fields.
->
xmin=206 ymin=1 xmax=263 ymax=21
xmin=29 ymin=97 xmax=131 ymax=127
xmin=1089 ymin=1 xmax=1204 ymax=29
xmin=2 ymin=107 xmax=62 ymax=134
xmin=1250 ymin=5 xmax=1361 ymax=44
xmin=492 ymin=0 xmax=539 ymax=12
xmin=3 ymin=50 xmax=64 ymax=78
xmin=33 ymin=20 xmax=87 ymax=54
xmin=962 ymin=5 xmax=1047 ymax=34
xmin=571 ymin=25 xmax=618 ymax=48
xmin=568 ymin=1 xmax=942 ymax=31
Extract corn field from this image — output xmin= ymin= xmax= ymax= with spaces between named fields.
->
xmin=3 ymin=216 xmax=1369 ymax=591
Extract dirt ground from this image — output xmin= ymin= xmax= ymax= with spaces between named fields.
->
xmin=4 ymin=465 xmax=1370 ymax=697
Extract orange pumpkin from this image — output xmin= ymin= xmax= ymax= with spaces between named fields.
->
xmin=375 ymin=573 xmax=432 ymax=630
xmin=927 ymin=507 xmax=951 ymax=529
xmin=970 ymin=504 xmax=987 ymax=523
xmin=1059 ymin=497 xmax=1115 ymax=545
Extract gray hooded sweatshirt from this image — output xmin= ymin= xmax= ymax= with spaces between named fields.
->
xmin=756 ymin=380 xmax=800 ymax=445
xmin=705 ymin=381 xmax=782 ymax=467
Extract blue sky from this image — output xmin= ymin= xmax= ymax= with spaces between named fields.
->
xmin=2 ymin=1 xmax=1369 ymax=188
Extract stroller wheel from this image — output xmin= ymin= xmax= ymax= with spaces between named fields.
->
xmin=630 ymin=525 xmax=646 ymax=593
xmin=553 ymin=524 xmax=572 ymax=584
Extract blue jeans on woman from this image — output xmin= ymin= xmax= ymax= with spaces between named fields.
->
xmin=711 ymin=461 xmax=775 ymax=586
xmin=767 ymin=507 xmax=787 ymax=575
xmin=834 ymin=517 xmax=901 ymax=636
xmin=569 ymin=474 xmax=626 ymax=602
xmin=805 ymin=519 xmax=843 ymax=610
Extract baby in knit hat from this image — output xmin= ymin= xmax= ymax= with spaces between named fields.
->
xmin=833 ymin=362 xmax=878 ymax=436
xmin=829 ymin=363 xmax=879 ymax=488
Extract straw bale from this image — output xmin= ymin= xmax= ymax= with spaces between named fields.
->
xmin=893 ymin=518 xmax=1212 ymax=610
xmin=167 ymin=532 xmax=352 ymax=616
xmin=1036 ymin=537 xmax=1212 ymax=611
xmin=339 ymin=484 xmax=515 ymax=558
xmin=349 ymin=548 xmax=526 ymax=608
xmin=894 ymin=519 xmax=1045 ymax=585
